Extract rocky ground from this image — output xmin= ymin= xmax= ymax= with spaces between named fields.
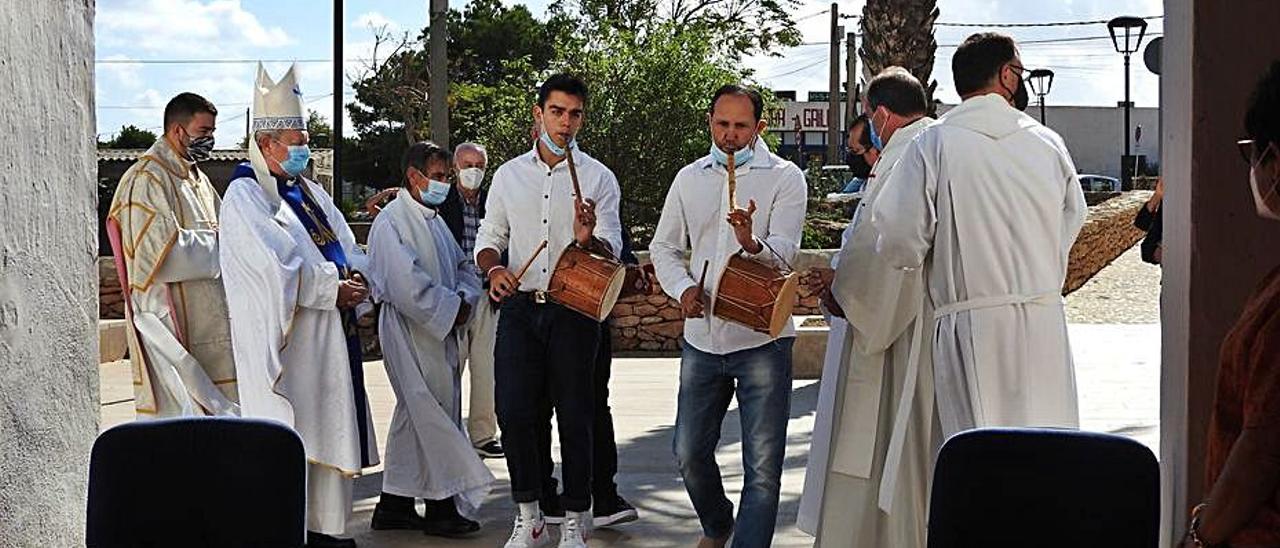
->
xmin=1066 ymin=244 xmax=1162 ymax=324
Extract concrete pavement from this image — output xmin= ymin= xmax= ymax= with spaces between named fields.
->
xmin=98 ymin=323 xmax=1160 ymax=547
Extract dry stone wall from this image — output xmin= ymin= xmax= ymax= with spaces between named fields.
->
xmin=100 ymin=195 xmax=1153 ymax=353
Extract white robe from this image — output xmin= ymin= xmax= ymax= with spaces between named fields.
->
xmin=108 ymin=138 xmax=238 ymax=418
xmin=219 ymin=172 xmax=378 ymax=476
xmin=872 ymin=94 xmax=1087 ymax=437
xmin=799 ymin=117 xmax=938 ymax=546
xmin=367 ymin=194 xmax=494 ymax=515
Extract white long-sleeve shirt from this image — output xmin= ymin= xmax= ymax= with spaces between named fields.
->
xmin=649 ymin=138 xmax=808 ymax=355
xmin=474 ymin=145 xmax=622 ymax=292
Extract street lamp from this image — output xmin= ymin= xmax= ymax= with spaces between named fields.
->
xmin=1108 ymin=16 xmax=1148 ymax=185
xmin=1028 ymin=68 xmax=1055 ymax=125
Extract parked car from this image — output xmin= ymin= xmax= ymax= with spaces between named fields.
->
xmin=1079 ymin=174 xmax=1121 ymax=192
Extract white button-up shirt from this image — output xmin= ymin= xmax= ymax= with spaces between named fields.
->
xmin=649 ymin=139 xmax=808 ymax=355
xmin=475 ymin=145 xmax=623 ymax=292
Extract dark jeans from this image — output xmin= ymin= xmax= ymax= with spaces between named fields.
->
xmin=538 ymin=323 xmax=620 ymax=508
xmin=495 ymin=295 xmax=598 ymax=512
xmin=674 ymin=338 xmax=794 ymax=547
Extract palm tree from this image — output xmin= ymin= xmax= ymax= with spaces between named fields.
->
xmin=858 ymin=0 xmax=940 ymax=114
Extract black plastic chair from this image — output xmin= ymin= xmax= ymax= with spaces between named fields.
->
xmin=87 ymin=417 xmax=306 ymax=548
xmin=927 ymin=427 xmax=1159 ymax=548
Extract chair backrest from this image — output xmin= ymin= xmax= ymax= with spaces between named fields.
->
xmin=927 ymin=428 xmax=1159 ymax=548
xmin=87 ymin=417 xmax=306 ymax=548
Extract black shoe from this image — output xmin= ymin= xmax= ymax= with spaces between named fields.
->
xmin=422 ymin=498 xmax=481 ymax=538
xmin=371 ymin=493 xmax=425 ymax=531
xmin=593 ymin=494 xmax=639 ymax=527
xmin=474 ymin=439 xmax=504 ymax=459
xmin=306 ymin=531 xmax=357 ymax=548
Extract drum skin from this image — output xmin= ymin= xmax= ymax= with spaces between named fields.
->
xmin=549 ymin=245 xmax=626 ymax=322
xmin=713 ymin=254 xmax=799 ymax=337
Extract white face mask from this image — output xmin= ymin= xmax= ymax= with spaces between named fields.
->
xmin=458 ymin=167 xmax=485 ymax=190
xmin=1250 ymin=164 xmax=1280 ymax=220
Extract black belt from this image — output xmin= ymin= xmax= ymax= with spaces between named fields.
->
xmin=510 ymin=290 xmax=551 ymax=304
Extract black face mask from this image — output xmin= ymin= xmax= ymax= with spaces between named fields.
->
xmin=1013 ymin=78 xmax=1030 ymax=111
xmin=846 ymin=151 xmax=872 ymax=179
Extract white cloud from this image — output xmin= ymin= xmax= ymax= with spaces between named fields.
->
xmin=100 ymin=54 xmax=143 ymax=89
xmin=97 ymin=0 xmax=293 ymax=54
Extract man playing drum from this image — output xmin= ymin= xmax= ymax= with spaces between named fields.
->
xmin=475 ymin=73 xmax=623 ymax=548
xmin=649 ymin=84 xmax=807 ymax=548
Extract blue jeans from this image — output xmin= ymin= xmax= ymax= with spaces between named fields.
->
xmin=673 ymin=338 xmax=794 ymax=547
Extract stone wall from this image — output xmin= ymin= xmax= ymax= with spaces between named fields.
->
xmin=100 ymin=258 xmax=125 ymax=320
xmin=607 ymin=251 xmax=834 ymax=352
xmin=0 ymin=2 xmax=98 ymax=545
xmin=100 ymin=194 xmax=1153 ymax=353
xmin=1063 ymin=191 xmax=1152 ymax=295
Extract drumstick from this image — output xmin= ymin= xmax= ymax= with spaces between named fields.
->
xmin=698 ymin=259 xmax=710 ymax=320
xmin=566 ymin=144 xmax=583 ymax=202
xmin=512 ymin=240 xmax=549 ymax=283
xmin=727 ymin=151 xmax=737 ymax=211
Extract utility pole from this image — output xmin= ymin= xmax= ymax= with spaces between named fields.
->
xmin=827 ymin=3 xmax=841 ymax=165
xmin=845 ymin=30 xmax=858 ymax=138
xmin=244 ymin=107 xmax=249 ymax=149
xmin=333 ymin=0 xmax=344 ymax=202
xmin=428 ymin=0 xmax=449 ymax=148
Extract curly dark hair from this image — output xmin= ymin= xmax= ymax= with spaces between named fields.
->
xmin=1246 ymin=60 xmax=1280 ymax=150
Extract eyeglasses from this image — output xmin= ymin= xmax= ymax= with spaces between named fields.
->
xmin=1007 ymin=63 xmax=1030 ymax=78
xmin=1238 ymin=139 xmax=1276 ymax=166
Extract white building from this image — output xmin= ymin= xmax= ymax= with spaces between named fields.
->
xmin=768 ymin=100 xmax=1160 ymax=179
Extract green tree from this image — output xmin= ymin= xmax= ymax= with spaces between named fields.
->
xmin=342 ymin=0 xmax=791 ymax=239
xmin=99 ymin=125 xmax=158 ymax=149
xmin=561 ymin=23 xmax=747 ymax=239
xmin=346 ymin=0 xmax=562 ymax=187
xmin=565 ymin=0 xmax=803 ymax=57
xmin=307 ymin=110 xmax=333 ymax=148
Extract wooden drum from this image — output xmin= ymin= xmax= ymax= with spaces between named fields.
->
xmin=549 ymin=245 xmax=627 ymax=322
xmin=713 ymin=254 xmax=799 ymax=337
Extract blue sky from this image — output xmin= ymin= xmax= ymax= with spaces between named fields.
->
xmin=95 ymin=0 xmax=1162 ymax=143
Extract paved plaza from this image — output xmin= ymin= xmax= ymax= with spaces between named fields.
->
xmin=98 ymin=246 xmax=1162 ymax=546
xmin=98 ymin=330 xmax=1159 ymax=548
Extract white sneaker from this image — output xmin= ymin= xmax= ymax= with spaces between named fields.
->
xmin=505 ymin=503 xmax=553 ymax=548
xmin=558 ymin=510 xmax=591 ymax=547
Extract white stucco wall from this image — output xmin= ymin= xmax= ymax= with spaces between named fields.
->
xmin=938 ymin=103 xmax=1162 ymax=179
xmin=0 ymin=2 xmax=98 ymax=546
xmin=1039 ymin=105 xmax=1161 ymax=178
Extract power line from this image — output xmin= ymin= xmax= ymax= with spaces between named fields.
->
xmin=762 ymin=58 xmax=827 ymax=80
xmin=794 ymin=8 xmax=830 ymax=23
xmin=97 ymin=58 xmax=336 ymax=65
xmin=793 ymin=31 xmax=1163 ymax=50
xmin=98 ymin=92 xmax=338 ymax=137
xmin=939 ymin=33 xmax=1163 ymax=48
xmin=98 ymin=92 xmax=353 ymax=111
xmin=935 ymin=15 xmax=1162 ymax=28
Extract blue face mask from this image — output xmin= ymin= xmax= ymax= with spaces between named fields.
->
xmin=710 ymin=138 xmax=755 ymax=168
xmin=539 ymin=120 xmax=576 ymax=157
xmin=867 ymin=109 xmax=886 ymax=152
xmin=274 ymin=141 xmax=311 ymax=176
xmin=418 ymin=177 xmax=451 ymax=206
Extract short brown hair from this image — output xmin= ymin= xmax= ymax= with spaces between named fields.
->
xmin=163 ymin=92 xmax=217 ymax=130
xmin=952 ymin=33 xmax=1018 ymax=96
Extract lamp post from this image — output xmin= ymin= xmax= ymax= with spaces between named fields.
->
xmin=333 ymin=0 xmax=343 ymax=203
xmin=1028 ymin=68 xmax=1055 ymax=125
xmin=1108 ymin=16 xmax=1148 ymax=185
